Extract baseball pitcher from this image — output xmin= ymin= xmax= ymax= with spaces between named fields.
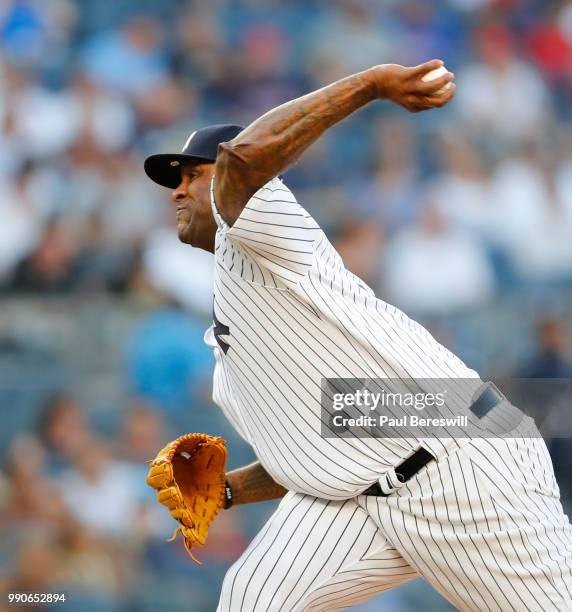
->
xmin=144 ymin=60 xmax=572 ymax=611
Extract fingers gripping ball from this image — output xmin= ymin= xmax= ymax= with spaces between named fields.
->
xmin=146 ymin=433 xmax=227 ymax=564
xmin=421 ymin=65 xmax=453 ymax=95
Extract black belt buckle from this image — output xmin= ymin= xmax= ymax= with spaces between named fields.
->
xmin=362 ymin=447 xmax=434 ymax=497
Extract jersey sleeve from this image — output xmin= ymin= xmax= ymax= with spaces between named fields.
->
xmin=210 ymin=175 xmax=322 ymax=288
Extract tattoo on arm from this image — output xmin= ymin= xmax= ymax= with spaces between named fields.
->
xmin=226 ymin=461 xmax=288 ymax=506
xmin=214 ymin=69 xmax=378 ymax=225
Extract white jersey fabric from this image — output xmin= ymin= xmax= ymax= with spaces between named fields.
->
xmin=217 ymin=419 xmax=572 ymax=611
xmin=204 ymin=175 xmax=572 ymax=611
xmin=205 ymin=176 xmax=481 ymax=500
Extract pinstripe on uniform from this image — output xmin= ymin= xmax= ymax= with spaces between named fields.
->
xmin=207 ymin=176 xmax=572 ymax=610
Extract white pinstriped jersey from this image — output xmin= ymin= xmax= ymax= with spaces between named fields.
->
xmin=217 ymin=418 xmax=572 ymax=611
xmin=205 ymin=176 xmax=481 ymax=500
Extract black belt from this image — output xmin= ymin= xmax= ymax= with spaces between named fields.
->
xmin=362 ymin=383 xmax=503 ymax=497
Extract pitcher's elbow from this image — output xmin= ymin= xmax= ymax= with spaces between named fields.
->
xmin=216 ymin=140 xmax=252 ymax=172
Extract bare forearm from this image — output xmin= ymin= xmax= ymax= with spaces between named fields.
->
xmin=214 ymin=60 xmax=454 ymax=225
xmin=219 ymin=69 xmax=377 ymax=182
xmin=226 ymin=461 xmax=288 ymax=506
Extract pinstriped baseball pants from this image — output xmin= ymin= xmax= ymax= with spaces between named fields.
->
xmin=217 ymin=424 xmax=572 ymax=611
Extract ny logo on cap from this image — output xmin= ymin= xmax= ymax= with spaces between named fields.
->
xmin=169 ymin=130 xmax=198 ymax=167
xmin=182 ymin=130 xmax=198 ymax=152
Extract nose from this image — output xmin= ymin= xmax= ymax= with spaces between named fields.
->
xmin=171 ymin=175 xmax=189 ymax=204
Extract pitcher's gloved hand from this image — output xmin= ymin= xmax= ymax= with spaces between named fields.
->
xmin=146 ymin=433 xmax=227 ymax=564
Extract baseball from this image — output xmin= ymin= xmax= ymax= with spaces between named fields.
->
xmin=421 ymin=65 xmax=453 ymax=95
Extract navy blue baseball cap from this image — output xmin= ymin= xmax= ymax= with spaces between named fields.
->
xmin=144 ymin=123 xmax=244 ymax=189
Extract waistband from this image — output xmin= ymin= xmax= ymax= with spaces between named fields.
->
xmin=363 ymin=382 xmax=507 ymax=497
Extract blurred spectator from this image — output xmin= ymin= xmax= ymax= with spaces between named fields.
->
xmin=0 ymin=162 xmax=43 ymax=281
xmin=9 ymin=72 xmax=80 ymax=159
xmin=68 ymin=72 xmax=136 ymax=153
xmin=0 ymin=1 xmax=49 ymax=67
xmin=115 ymin=400 xmax=167 ymax=463
xmin=518 ymin=313 xmax=572 ymax=497
xmin=489 ymin=144 xmax=572 ymax=282
xmin=58 ymin=525 xmax=130 ymax=610
xmin=174 ymin=5 xmax=226 ymax=88
xmin=447 ymin=0 xmax=490 ymax=12
xmin=383 ymin=204 xmax=495 ymax=315
xmin=520 ymin=314 xmax=572 ymax=378
xmin=72 ymin=214 xmax=137 ymax=293
xmin=2 ymin=434 xmax=67 ymax=523
xmin=1 ymin=529 xmax=132 ymax=611
xmin=355 ymin=115 xmax=421 ymax=233
xmin=0 ymin=64 xmax=26 ymax=178
xmin=125 ymin=304 xmax=213 ymax=418
xmin=334 ymin=218 xmax=384 ymax=289
xmin=2 ymin=521 xmax=130 ymax=611
xmin=113 ymin=401 xmax=174 ymax=541
xmin=238 ymin=23 xmax=295 ymax=112
xmin=7 ymin=219 xmax=82 ymax=293
xmin=198 ymin=510 xmax=249 ymax=565
xmin=555 ymin=128 xmax=572 ymax=226
xmin=430 ymin=128 xmax=494 ymax=237
xmin=526 ymin=6 xmax=572 ymax=82
xmin=393 ymin=0 xmax=461 ymax=66
xmin=37 ymin=392 xmax=93 ymax=474
xmin=80 ymin=15 xmax=169 ymax=95
xmin=456 ymin=23 xmax=549 ymax=147
xmin=3 ymin=532 xmax=65 ymax=593
xmin=0 ymin=0 xmax=76 ymax=76
xmin=133 ymin=75 xmax=193 ymax=130
xmin=142 ymin=225 xmax=215 ymax=316
xmin=99 ymin=150 xmax=167 ymax=248
xmin=56 ymin=438 xmax=141 ymax=537
xmin=307 ymin=1 xmax=389 ymax=81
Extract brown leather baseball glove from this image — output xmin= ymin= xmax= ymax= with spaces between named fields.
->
xmin=146 ymin=433 xmax=227 ymax=564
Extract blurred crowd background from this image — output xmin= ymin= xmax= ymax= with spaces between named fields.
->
xmin=1 ymin=0 xmax=572 ymax=610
